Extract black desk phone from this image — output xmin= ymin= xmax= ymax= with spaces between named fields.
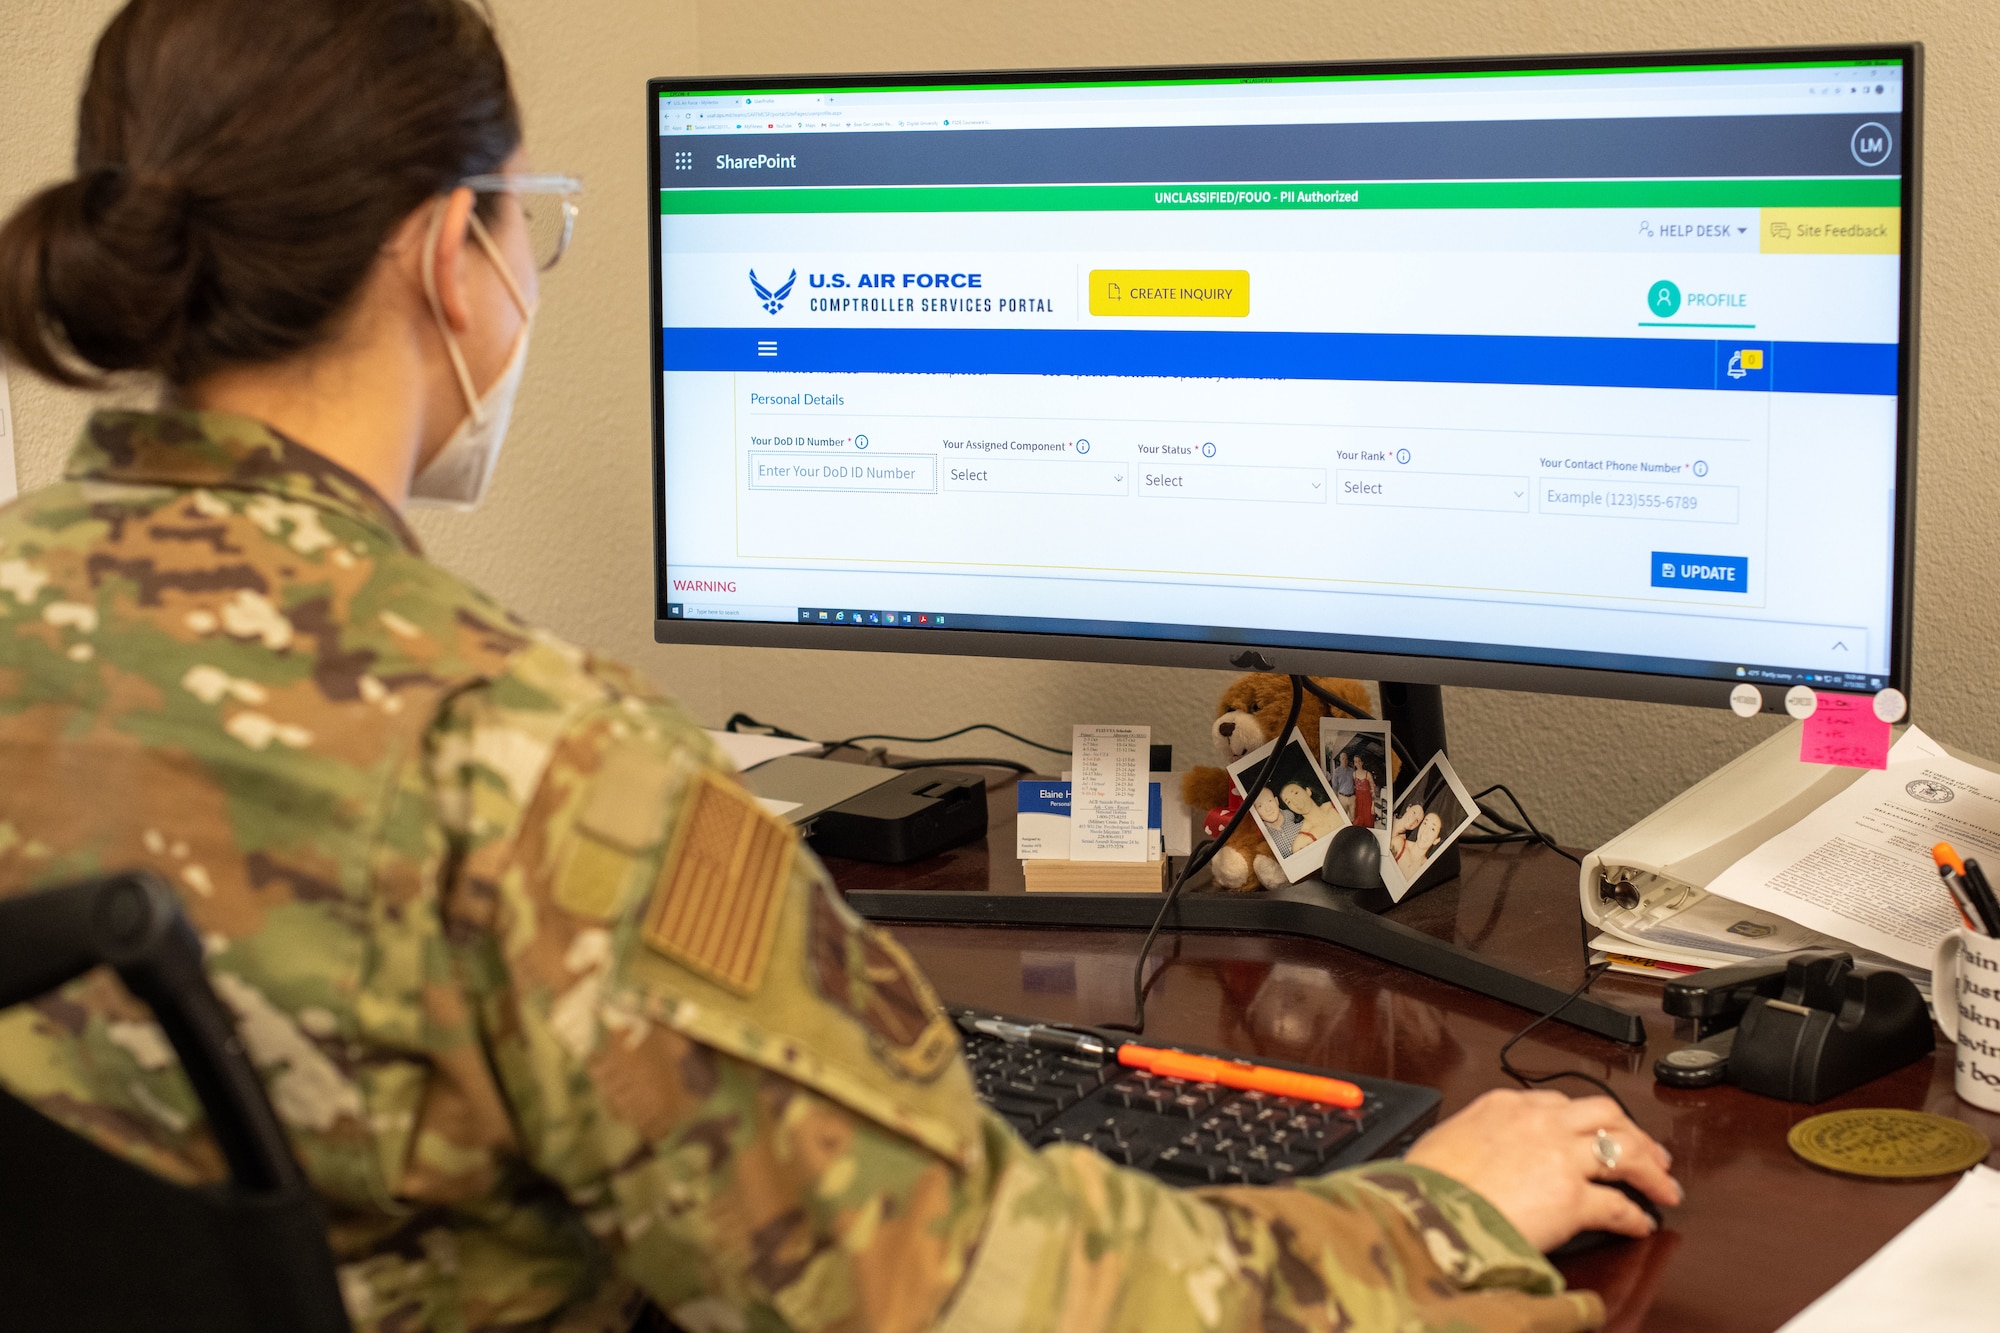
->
xmin=1653 ymin=949 xmax=1933 ymax=1103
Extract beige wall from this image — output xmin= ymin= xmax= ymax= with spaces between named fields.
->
xmin=3 ymin=0 xmax=1992 ymax=847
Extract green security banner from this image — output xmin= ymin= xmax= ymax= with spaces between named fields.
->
xmin=660 ymin=178 xmax=1900 ymax=215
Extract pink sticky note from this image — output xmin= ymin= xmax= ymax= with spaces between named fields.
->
xmin=1800 ymin=692 xmax=1891 ymax=769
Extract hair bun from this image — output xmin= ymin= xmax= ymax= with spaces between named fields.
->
xmin=0 ymin=0 xmax=519 ymax=389
xmin=0 ymin=164 xmax=203 ymax=381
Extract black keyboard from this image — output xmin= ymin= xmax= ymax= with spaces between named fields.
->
xmin=957 ymin=1008 xmax=1441 ymax=1185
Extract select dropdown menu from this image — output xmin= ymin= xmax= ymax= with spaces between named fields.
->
xmin=1335 ymin=470 xmax=1530 ymax=513
xmin=1136 ymin=463 xmax=1327 ymax=503
xmin=941 ymin=458 xmax=1129 ymax=495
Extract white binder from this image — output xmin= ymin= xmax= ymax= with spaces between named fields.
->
xmin=1578 ymin=724 xmax=1871 ymax=958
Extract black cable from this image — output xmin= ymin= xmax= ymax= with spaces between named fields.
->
xmin=1488 ymin=780 xmax=1636 ymax=1104
xmin=721 ymin=713 xmax=1068 ymax=772
xmin=825 ymin=722 xmax=1071 ymax=758
xmin=1497 ymin=961 xmax=1638 ymax=1118
xmin=1463 ymin=811 xmax=1530 ymax=842
xmin=722 ymin=712 xmax=818 ymax=743
xmin=884 ymin=757 xmax=1032 ymax=776
xmin=1104 ymin=674 xmax=1306 ymax=1035
xmin=1473 ymin=783 xmax=1583 ymax=867
xmin=1459 ymin=830 xmax=1543 ymax=847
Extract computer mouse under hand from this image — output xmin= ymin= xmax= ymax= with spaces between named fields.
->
xmin=1545 ymin=1180 xmax=1667 ymax=1261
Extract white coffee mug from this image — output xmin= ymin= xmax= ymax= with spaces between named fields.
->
xmin=1933 ymin=928 xmax=2000 ymax=1113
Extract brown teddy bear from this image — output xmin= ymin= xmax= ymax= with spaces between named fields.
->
xmin=1181 ymin=673 xmax=1374 ymax=890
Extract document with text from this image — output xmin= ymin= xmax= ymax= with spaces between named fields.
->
xmin=1704 ymin=728 xmax=1992 ymax=969
xmin=1069 ymin=724 xmax=1151 ymax=861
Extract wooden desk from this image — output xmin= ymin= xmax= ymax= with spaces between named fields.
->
xmin=825 ymin=779 xmax=2000 ymax=1333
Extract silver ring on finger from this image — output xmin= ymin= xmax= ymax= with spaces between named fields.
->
xmin=1593 ymin=1128 xmax=1622 ymax=1173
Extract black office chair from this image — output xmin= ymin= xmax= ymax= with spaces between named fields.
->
xmin=0 ymin=871 xmax=352 ymax=1332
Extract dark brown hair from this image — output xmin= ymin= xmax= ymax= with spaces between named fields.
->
xmin=0 ymin=0 xmax=519 ymax=387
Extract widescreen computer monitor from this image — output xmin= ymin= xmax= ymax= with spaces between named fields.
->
xmin=649 ymin=46 xmax=1919 ymax=714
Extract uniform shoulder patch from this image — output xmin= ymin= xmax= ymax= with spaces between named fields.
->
xmin=552 ymin=743 xmax=680 ymax=922
xmin=808 ymin=883 xmax=957 ymax=1081
xmin=640 ymin=768 xmax=796 ymax=994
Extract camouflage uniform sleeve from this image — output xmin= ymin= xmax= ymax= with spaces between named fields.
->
xmin=436 ymin=686 xmax=1603 ymax=1333
xmin=936 ymin=1132 xmax=1602 ymax=1333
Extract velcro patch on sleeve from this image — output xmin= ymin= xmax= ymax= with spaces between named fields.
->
xmin=578 ymin=744 xmax=678 ymax=852
xmin=552 ymin=743 xmax=681 ymax=922
xmin=640 ymin=769 xmax=796 ymax=995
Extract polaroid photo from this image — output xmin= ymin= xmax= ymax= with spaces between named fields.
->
xmin=1376 ymin=751 xmax=1479 ymax=902
xmin=1321 ymin=719 xmax=1392 ymax=834
xmin=1227 ymin=730 xmax=1344 ymax=883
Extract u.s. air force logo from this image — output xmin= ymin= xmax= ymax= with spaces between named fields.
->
xmin=749 ymin=268 xmax=796 ymax=315
xmin=1906 ymin=778 xmax=1956 ymax=805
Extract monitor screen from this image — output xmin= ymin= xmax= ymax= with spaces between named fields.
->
xmin=650 ymin=47 xmax=1917 ymax=708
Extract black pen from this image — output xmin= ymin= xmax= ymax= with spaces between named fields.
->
xmin=1964 ymin=857 xmax=2000 ymax=935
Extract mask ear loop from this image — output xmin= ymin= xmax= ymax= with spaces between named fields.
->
xmin=421 ymin=197 xmax=487 ymax=426
xmin=466 ymin=211 xmax=535 ymax=321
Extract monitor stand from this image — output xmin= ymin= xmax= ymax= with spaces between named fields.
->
xmin=845 ymin=679 xmax=1642 ymax=1044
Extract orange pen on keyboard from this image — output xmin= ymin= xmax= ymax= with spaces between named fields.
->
xmin=1117 ymin=1044 xmax=1364 ymax=1109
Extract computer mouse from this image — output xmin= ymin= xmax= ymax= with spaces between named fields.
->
xmin=1545 ymin=1180 xmax=1667 ymax=1261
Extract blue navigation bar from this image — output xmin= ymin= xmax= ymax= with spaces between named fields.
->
xmin=661 ymin=327 xmax=1897 ymax=395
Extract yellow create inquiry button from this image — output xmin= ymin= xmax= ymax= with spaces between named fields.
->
xmin=1090 ymin=269 xmax=1250 ymax=317
xmin=1759 ymin=208 xmax=1899 ymax=255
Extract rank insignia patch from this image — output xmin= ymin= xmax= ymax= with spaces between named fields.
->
xmin=641 ymin=770 xmax=796 ymax=994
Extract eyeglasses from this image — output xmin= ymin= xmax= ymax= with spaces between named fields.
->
xmin=461 ymin=172 xmax=582 ymax=271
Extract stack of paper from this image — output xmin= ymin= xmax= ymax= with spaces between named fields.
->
xmin=1777 ymin=1166 xmax=2000 ymax=1332
xmin=1590 ymin=727 xmax=1998 ymax=986
xmin=1591 ymin=880 xmax=1919 ymax=984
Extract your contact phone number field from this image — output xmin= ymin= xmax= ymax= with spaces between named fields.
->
xmin=1538 ymin=480 xmax=1739 ymax=524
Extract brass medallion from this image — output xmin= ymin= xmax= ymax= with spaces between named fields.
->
xmin=1787 ymin=1109 xmax=1991 ymax=1179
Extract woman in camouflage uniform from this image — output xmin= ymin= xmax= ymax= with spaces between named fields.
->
xmin=0 ymin=2 xmax=1677 ymax=1330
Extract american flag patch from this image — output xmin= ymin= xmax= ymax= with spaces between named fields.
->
xmin=641 ymin=769 xmax=796 ymax=994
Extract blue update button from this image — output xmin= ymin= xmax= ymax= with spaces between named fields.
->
xmin=1652 ymin=551 xmax=1748 ymax=592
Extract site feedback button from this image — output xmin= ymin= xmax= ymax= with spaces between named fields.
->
xmin=1652 ymin=551 xmax=1748 ymax=592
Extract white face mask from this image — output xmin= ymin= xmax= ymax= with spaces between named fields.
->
xmin=412 ymin=201 xmax=535 ymax=509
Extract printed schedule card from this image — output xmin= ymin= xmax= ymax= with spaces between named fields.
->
xmin=1069 ymin=724 xmax=1150 ymax=861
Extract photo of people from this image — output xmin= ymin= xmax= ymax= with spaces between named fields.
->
xmin=1227 ymin=730 xmax=1343 ymax=882
xmin=1376 ymin=752 xmax=1479 ymax=901
xmin=1321 ymin=721 xmax=1391 ymax=833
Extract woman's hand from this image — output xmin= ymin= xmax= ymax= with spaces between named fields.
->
xmin=1402 ymin=1088 xmax=1682 ymax=1252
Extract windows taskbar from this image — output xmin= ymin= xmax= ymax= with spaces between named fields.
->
xmin=661 ymin=603 xmax=1885 ymax=693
